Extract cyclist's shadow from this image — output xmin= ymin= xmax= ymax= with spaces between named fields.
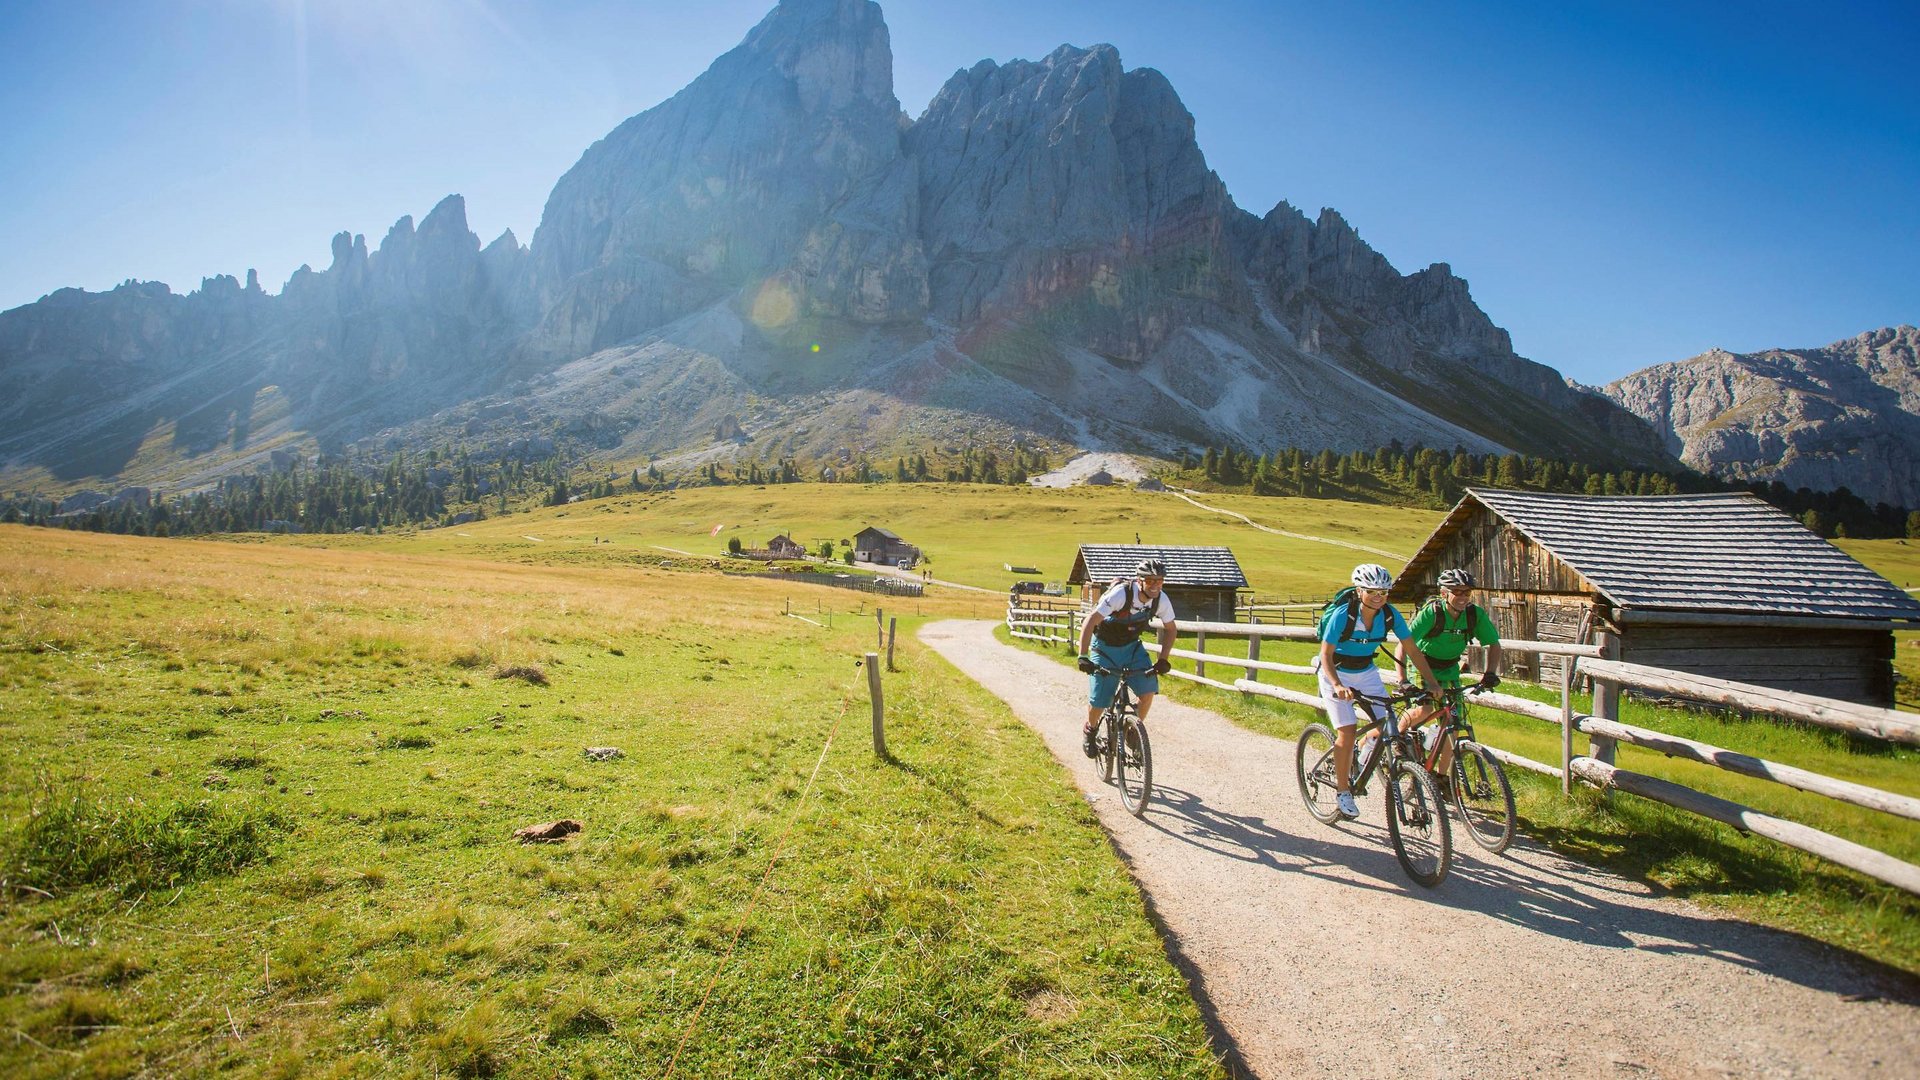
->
xmin=1140 ymin=782 xmax=1418 ymax=893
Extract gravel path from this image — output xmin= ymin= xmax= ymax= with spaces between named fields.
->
xmin=920 ymin=620 xmax=1920 ymax=1079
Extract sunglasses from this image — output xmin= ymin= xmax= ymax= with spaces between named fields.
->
xmin=1357 ymin=587 xmax=1388 ymax=597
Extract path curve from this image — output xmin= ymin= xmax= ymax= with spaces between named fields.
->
xmin=1173 ymin=489 xmax=1409 ymax=561
xmin=920 ymin=619 xmax=1919 ymax=1079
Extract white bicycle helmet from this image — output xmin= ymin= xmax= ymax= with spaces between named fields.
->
xmin=1437 ymin=568 xmax=1475 ymax=588
xmin=1350 ymin=563 xmax=1393 ymax=590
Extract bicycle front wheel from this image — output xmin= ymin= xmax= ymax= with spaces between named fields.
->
xmin=1295 ymin=723 xmax=1343 ymax=825
xmin=1385 ymin=758 xmax=1451 ymax=887
xmin=1451 ymin=741 xmax=1516 ymax=854
xmin=1117 ymin=714 xmax=1152 ymax=817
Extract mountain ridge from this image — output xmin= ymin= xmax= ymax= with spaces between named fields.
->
xmin=1602 ymin=325 xmax=1920 ymax=508
xmin=1 ymin=0 xmax=1678 ymax=493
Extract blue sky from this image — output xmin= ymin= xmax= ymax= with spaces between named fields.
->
xmin=1 ymin=0 xmax=1913 ymax=384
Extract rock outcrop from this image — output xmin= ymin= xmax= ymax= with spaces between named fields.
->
xmin=1603 ymin=326 xmax=1920 ymax=507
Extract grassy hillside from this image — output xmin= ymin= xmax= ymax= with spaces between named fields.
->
xmin=0 ymin=528 xmax=1222 ymax=1078
xmin=258 ymin=483 xmax=1444 ymax=601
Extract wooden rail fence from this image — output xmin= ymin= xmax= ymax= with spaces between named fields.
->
xmin=1005 ymin=599 xmax=1920 ymax=895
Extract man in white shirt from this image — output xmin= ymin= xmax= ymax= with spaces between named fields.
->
xmin=1076 ymin=558 xmax=1177 ymax=757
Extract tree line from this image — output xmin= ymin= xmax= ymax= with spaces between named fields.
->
xmin=1182 ymin=443 xmax=1918 ymax=539
xmin=8 ymin=437 xmax=1911 ymax=543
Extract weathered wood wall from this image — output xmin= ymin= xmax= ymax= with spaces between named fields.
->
xmin=1621 ymin=625 xmax=1894 ymax=705
xmin=1169 ymin=587 xmax=1237 ymax=625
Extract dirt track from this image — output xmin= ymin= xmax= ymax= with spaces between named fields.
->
xmin=920 ymin=620 xmax=1920 ymax=1079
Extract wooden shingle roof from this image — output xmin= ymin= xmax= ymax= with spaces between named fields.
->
xmin=1403 ymin=489 xmax=1920 ymax=623
xmin=1069 ymin=545 xmax=1249 ymax=589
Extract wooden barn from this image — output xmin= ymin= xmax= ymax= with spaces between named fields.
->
xmin=853 ymin=526 xmax=920 ymax=567
xmin=766 ymin=534 xmax=806 ymax=559
xmin=1068 ymin=544 xmax=1249 ymax=624
xmin=1392 ymin=489 xmax=1920 ymax=705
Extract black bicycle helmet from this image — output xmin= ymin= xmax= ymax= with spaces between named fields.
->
xmin=1135 ymin=557 xmax=1168 ymax=578
xmin=1437 ymin=568 xmax=1475 ymax=588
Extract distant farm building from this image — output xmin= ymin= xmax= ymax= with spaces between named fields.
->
xmin=853 ymin=526 xmax=920 ymax=567
xmin=766 ymin=534 xmax=807 ymax=558
xmin=1069 ymin=544 xmax=1250 ymax=623
xmin=1392 ymin=489 xmax=1920 ymax=705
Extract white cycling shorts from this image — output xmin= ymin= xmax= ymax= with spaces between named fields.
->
xmin=1314 ymin=657 xmax=1386 ymax=730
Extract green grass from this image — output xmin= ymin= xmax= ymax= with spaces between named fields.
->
xmin=999 ymin=625 xmax=1920 ymax=975
xmin=246 ymin=481 xmax=1445 ymax=601
xmin=0 ymin=528 xmax=1223 ymax=1078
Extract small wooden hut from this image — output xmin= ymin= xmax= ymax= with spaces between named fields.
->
xmin=853 ymin=526 xmax=920 ymax=567
xmin=766 ymin=534 xmax=806 ymax=558
xmin=1068 ymin=544 xmax=1249 ymax=623
xmin=1392 ymin=488 xmax=1920 ymax=704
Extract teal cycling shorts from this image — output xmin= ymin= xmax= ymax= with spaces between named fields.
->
xmin=1088 ymin=639 xmax=1158 ymax=707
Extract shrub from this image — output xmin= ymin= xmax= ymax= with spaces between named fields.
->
xmin=379 ymin=734 xmax=436 ymax=750
xmin=5 ymin=789 xmax=291 ymax=893
xmin=493 ymin=665 xmax=549 ymax=686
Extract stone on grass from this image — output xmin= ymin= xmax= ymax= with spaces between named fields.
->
xmin=584 ymin=747 xmax=623 ymax=761
xmin=514 ymin=819 xmax=583 ymax=844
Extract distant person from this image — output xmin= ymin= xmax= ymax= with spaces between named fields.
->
xmin=1398 ymin=568 xmax=1503 ymax=775
xmin=1316 ymin=563 xmax=1439 ymax=819
xmin=1077 ymin=558 xmax=1176 ymax=757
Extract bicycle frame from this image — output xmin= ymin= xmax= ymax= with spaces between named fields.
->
xmin=1349 ymin=692 xmax=1420 ymax=795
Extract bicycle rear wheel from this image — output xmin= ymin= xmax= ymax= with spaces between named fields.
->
xmin=1295 ymin=723 xmax=1343 ymax=825
xmin=1385 ymin=758 xmax=1451 ymax=887
xmin=1451 ymin=741 xmax=1516 ymax=854
xmin=1116 ymin=714 xmax=1152 ymax=816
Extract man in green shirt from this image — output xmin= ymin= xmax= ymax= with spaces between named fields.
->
xmin=1398 ymin=569 xmax=1503 ymax=776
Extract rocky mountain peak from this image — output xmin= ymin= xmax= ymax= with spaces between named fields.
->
xmin=524 ymin=0 xmax=905 ymax=356
xmin=1604 ymin=326 xmax=1920 ymax=506
xmin=739 ymin=0 xmax=894 ymax=112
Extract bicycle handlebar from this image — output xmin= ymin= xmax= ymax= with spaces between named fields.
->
xmin=1093 ymin=665 xmax=1156 ymax=677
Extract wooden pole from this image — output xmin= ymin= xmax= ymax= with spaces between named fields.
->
xmin=866 ymin=652 xmax=887 ymax=759
xmin=1577 ymin=716 xmax=1920 ymax=821
xmin=1561 ymin=655 xmax=1576 ymax=795
xmin=1578 ymin=657 xmax=1920 ymax=747
xmin=886 ymin=618 xmax=897 ymax=672
xmin=1590 ymin=629 xmax=1621 ymax=766
xmin=1194 ymin=629 xmax=1207 ymax=680
xmin=876 ymin=608 xmax=884 ymax=651
xmin=1569 ymin=757 xmax=1920 ymax=896
xmin=1245 ymin=634 xmax=1261 ymax=683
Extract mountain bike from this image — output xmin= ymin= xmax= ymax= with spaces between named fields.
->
xmin=1413 ymin=686 xmax=1516 ymax=854
xmin=1092 ymin=664 xmax=1154 ymax=816
xmin=1295 ymin=685 xmax=1451 ymax=886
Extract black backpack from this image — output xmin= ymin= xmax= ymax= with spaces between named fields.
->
xmin=1417 ymin=597 xmax=1482 ymax=644
xmin=1094 ymin=581 xmax=1150 ymax=645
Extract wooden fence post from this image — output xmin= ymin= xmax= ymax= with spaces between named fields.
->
xmin=866 ymin=652 xmax=887 ymax=759
xmin=1245 ymin=634 xmax=1261 ymax=683
xmin=1560 ymin=657 xmax=1576 ymax=795
xmin=1590 ymin=629 xmax=1621 ymax=766
xmin=1195 ymin=629 xmax=1207 ymax=680
xmin=876 ymin=609 xmax=884 ymax=652
xmin=887 ymin=618 xmax=897 ymax=672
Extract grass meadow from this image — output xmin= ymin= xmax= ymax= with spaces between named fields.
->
xmin=262 ymin=482 xmax=1443 ymax=600
xmin=0 ymin=527 xmax=1223 ymax=1078
xmin=7 ymin=482 xmax=1919 ymax=1075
